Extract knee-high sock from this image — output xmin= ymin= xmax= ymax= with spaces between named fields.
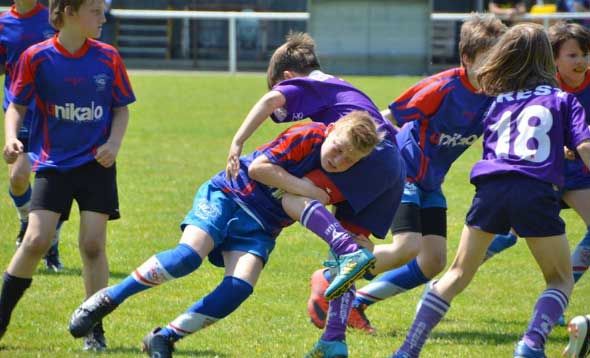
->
xmin=159 ymin=276 xmax=253 ymax=341
xmin=484 ymin=232 xmax=517 ymax=261
xmin=396 ymin=291 xmax=450 ymax=358
xmin=0 ymin=273 xmax=32 ymax=331
xmin=300 ymin=200 xmax=359 ymax=255
xmin=107 ymin=243 xmax=202 ymax=304
xmin=572 ymin=229 xmax=590 ymax=283
xmin=522 ymin=288 xmax=568 ymax=349
xmin=9 ymin=185 xmax=31 ymax=223
xmin=322 ymin=286 xmax=355 ymax=342
xmin=354 ymin=259 xmax=428 ymax=307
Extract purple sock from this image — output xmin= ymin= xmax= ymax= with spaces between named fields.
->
xmin=300 ymin=200 xmax=359 ymax=255
xmin=523 ymin=288 xmax=568 ymax=349
xmin=322 ymin=287 xmax=355 ymax=342
xmin=397 ymin=291 xmax=449 ymax=357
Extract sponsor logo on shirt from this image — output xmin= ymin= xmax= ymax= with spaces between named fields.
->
xmin=430 ymin=132 xmax=478 ymax=147
xmin=50 ymin=102 xmax=104 ymax=122
xmin=292 ymin=112 xmax=304 ymax=120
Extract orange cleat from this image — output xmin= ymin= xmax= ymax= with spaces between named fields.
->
xmin=307 ymin=269 xmax=330 ymax=329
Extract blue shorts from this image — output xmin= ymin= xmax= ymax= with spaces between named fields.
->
xmin=466 ymin=174 xmax=564 ymax=237
xmin=401 ymin=182 xmax=447 ymax=209
xmin=181 ymin=181 xmax=276 ymax=267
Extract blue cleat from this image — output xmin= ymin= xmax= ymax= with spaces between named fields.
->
xmin=305 ymin=339 xmax=348 ymax=358
xmin=514 ymin=340 xmax=546 ymax=358
xmin=324 ymin=248 xmax=375 ymax=300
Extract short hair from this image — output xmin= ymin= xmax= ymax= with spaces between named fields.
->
xmin=477 ymin=23 xmax=557 ymax=96
xmin=458 ymin=13 xmax=507 ymax=65
xmin=49 ymin=0 xmax=88 ymax=29
xmin=266 ymin=32 xmax=321 ymax=90
xmin=548 ymin=21 xmax=590 ymax=58
xmin=333 ymin=111 xmax=383 ymax=157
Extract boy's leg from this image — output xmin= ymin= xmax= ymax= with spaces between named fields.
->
xmin=143 ymin=251 xmax=260 ymax=355
xmin=7 ymin=154 xmax=32 ymax=246
xmin=69 ymin=225 xmax=213 ymax=338
xmin=78 ymin=211 xmax=109 ymax=298
xmin=394 ymin=226 xmax=492 ymax=357
xmin=517 ymin=235 xmax=573 ymax=352
xmin=563 ymin=189 xmax=590 ymax=283
xmin=0 ymin=210 xmax=59 ymax=339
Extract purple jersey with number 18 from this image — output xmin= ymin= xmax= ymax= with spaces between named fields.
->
xmin=471 ymin=85 xmax=590 ymax=187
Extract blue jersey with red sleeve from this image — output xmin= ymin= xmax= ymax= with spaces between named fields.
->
xmin=471 ymin=85 xmax=590 ymax=187
xmin=210 ymin=122 xmax=326 ymax=236
xmin=270 ymin=70 xmax=397 ymax=141
xmin=391 ymin=67 xmax=492 ymax=191
xmin=0 ymin=3 xmax=55 ymax=135
xmin=8 ymin=36 xmax=135 ymax=171
xmin=559 ymin=72 xmax=590 ymax=190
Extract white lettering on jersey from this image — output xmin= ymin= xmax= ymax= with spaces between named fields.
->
xmin=497 ymin=85 xmax=555 ymax=104
xmin=438 ymin=133 xmax=478 ymax=147
xmin=53 ymin=102 xmax=104 ymax=122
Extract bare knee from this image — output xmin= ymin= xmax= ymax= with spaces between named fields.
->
xmin=21 ymin=233 xmax=52 ymax=257
xmin=80 ymin=236 xmax=106 ymax=260
xmin=9 ymin=171 xmax=30 ymax=194
xmin=418 ymin=249 xmax=447 ymax=278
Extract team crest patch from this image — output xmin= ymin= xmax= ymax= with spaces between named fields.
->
xmin=194 ymin=199 xmax=221 ymax=220
xmin=93 ymin=73 xmax=109 ymax=92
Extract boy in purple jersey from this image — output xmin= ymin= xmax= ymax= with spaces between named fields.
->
xmin=0 ymin=1 xmax=62 ymax=270
xmin=307 ymin=14 xmax=517 ymax=334
xmin=1 ymin=0 xmax=135 ymax=351
xmin=68 ymin=112 xmax=382 ymax=358
xmin=392 ymin=24 xmax=590 ymax=358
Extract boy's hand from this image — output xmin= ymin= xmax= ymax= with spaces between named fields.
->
xmin=95 ymin=141 xmax=120 ymax=167
xmin=3 ymin=138 xmax=23 ymax=164
xmin=565 ymin=147 xmax=576 ymax=161
xmin=226 ymin=142 xmax=243 ymax=179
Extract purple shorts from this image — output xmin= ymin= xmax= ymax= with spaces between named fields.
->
xmin=466 ymin=174 xmax=564 ymax=237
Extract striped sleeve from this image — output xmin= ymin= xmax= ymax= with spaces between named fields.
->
xmin=261 ymin=123 xmax=325 ymax=166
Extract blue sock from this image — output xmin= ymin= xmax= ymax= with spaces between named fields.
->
xmin=354 ymin=259 xmax=428 ymax=307
xmin=572 ymin=229 xmax=590 ymax=283
xmin=485 ymin=233 xmax=517 ymax=261
xmin=9 ymin=185 xmax=31 ymax=223
xmin=107 ymin=243 xmax=202 ymax=304
xmin=160 ymin=276 xmax=253 ymax=341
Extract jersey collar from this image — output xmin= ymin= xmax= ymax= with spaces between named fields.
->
xmin=458 ymin=67 xmax=479 ymax=93
xmin=52 ymin=35 xmax=91 ymax=58
xmin=557 ymin=71 xmax=590 ymax=93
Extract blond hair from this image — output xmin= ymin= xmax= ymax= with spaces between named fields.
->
xmin=459 ymin=13 xmax=507 ymax=66
xmin=477 ymin=23 xmax=557 ymax=96
xmin=49 ymin=0 xmax=87 ymax=29
xmin=333 ymin=111 xmax=383 ymax=157
xmin=266 ymin=32 xmax=321 ymax=90
xmin=548 ymin=21 xmax=590 ymax=59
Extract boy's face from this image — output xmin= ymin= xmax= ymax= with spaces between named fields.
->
xmin=72 ymin=0 xmax=106 ymax=39
xmin=320 ymin=125 xmax=367 ymax=173
xmin=555 ymin=38 xmax=588 ymax=84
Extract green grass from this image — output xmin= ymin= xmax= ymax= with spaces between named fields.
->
xmin=0 ymin=72 xmax=588 ymax=357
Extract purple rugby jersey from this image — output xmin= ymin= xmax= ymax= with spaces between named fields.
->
xmin=471 ymin=85 xmax=590 ymax=187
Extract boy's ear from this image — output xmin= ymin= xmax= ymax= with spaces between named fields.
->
xmin=282 ymin=70 xmax=295 ymax=81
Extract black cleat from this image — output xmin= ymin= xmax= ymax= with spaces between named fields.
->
xmin=69 ymin=289 xmax=118 ymax=338
xmin=142 ymin=327 xmax=174 ymax=358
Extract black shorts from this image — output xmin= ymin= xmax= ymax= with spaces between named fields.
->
xmin=31 ymin=160 xmax=120 ymax=221
xmin=391 ymin=203 xmax=447 ymax=237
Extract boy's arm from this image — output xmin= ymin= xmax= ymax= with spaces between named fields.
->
xmin=226 ymin=90 xmax=286 ymax=178
xmin=577 ymin=140 xmax=590 ymax=170
xmin=95 ymin=106 xmax=129 ymax=168
xmin=3 ymin=102 xmax=26 ymax=163
xmin=248 ymin=153 xmax=330 ymax=204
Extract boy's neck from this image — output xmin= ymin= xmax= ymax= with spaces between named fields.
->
xmin=15 ymin=0 xmax=37 ymax=14
xmin=57 ymin=30 xmax=87 ymax=55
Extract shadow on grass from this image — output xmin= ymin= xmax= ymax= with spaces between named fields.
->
xmin=105 ymin=345 xmax=229 ymax=357
xmin=37 ymin=266 xmax=130 ymax=279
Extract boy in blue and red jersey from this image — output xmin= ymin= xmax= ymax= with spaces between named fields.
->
xmin=307 ymin=14 xmax=517 ymax=334
xmin=1 ymin=0 xmax=134 ymax=351
xmin=0 ymin=0 xmax=61 ymax=270
xmin=393 ymin=23 xmax=590 ymax=358
xmin=68 ymin=111 xmax=383 ymax=358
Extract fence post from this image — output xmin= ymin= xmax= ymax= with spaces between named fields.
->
xmin=229 ymin=15 xmax=237 ymax=73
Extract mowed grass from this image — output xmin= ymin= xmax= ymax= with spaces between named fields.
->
xmin=0 ymin=71 xmax=588 ymax=357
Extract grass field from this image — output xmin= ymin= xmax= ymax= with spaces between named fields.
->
xmin=0 ymin=72 xmax=588 ymax=357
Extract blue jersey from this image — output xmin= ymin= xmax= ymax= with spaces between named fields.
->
xmin=471 ymin=85 xmax=590 ymax=187
xmin=0 ymin=3 xmax=55 ymax=134
xmin=270 ymin=70 xmax=397 ymax=141
xmin=391 ymin=68 xmax=491 ymax=191
xmin=211 ymin=122 xmax=326 ymax=236
xmin=559 ymin=72 xmax=590 ymax=190
xmin=9 ymin=36 xmax=135 ymax=172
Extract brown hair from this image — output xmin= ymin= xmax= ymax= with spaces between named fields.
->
xmin=548 ymin=21 xmax=590 ymax=58
xmin=49 ymin=0 xmax=87 ymax=29
xmin=333 ymin=111 xmax=383 ymax=157
xmin=266 ymin=32 xmax=321 ymax=90
xmin=477 ymin=23 xmax=557 ymax=96
xmin=458 ymin=13 xmax=507 ymax=66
